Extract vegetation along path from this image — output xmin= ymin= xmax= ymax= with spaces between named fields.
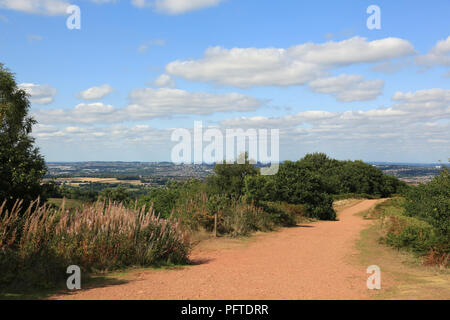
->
xmin=53 ymin=199 xmax=381 ymax=300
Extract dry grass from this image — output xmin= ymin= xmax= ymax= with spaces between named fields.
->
xmin=355 ymin=211 xmax=450 ymax=300
xmin=0 ymin=199 xmax=190 ymax=289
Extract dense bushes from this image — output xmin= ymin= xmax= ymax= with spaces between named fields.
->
xmin=244 ymin=153 xmax=405 ymax=220
xmin=0 ymin=199 xmax=190 ymax=290
xmin=384 ymin=215 xmax=437 ymax=255
xmin=376 ymin=169 xmax=449 ymax=267
xmin=403 ymin=168 xmax=449 ymax=241
xmin=170 ymin=192 xmax=292 ymax=237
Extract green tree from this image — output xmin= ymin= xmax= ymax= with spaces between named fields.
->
xmin=0 ymin=63 xmax=46 ymax=209
xmin=100 ymin=187 xmax=133 ymax=206
xmin=206 ymin=153 xmax=257 ymax=198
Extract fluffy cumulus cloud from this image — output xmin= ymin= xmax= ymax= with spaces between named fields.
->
xmin=34 ymin=103 xmax=117 ymax=124
xmin=222 ymin=88 xmax=450 ymax=129
xmin=154 ymin=74 xmax=176 ymax=88
xmin=33 ymin=88 xmax=263 ymax=124
xmin=166 ymin=37 xmax=415 ymax=88
xmin=0 ymin=0 xmax=70 ymax=15
xmin=152 ymin=0 xmax=223 ymax=14
xmin=308 ymin=75 xmax=384 ymax=102
xmin=33 ymin=88 xmax=450 ymax=162
xmin=77 ymin=84 xmax=114 ymax=100
xmin=416 ymin=36 xmax=450 ymax=67
xmin=125 ymin=88 xmax=262 ymax=118
xmin=18 ymin=83 xmax=57 ymax=104
xmin=218 ymin=88 xmax=449 ymax=161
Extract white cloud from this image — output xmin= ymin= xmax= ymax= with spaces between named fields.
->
xmin=153 ymin=0 xmax=223 ymax=14
xmin=34 ymin=102 xmax=117 ymax=124
xmin=166 ymin=37 xmax=415 ymax=88
xmin=34 ymin=88 xmax=450 ymax=163
xmin=371 ymin=61 xmax=406 ymax=74
xmin=125 ymin=88 xmax=262 ymax=118
xmin=153 ymin=74 xmax=176 ymax=88
xmin=19 ymin=83 xmax=57 ymax=104
xmin=309 ymin=74 xmax=384 ymax=102
xmin=77 ymin=84 xmax=114 ymax=100
xmin=137 ymin=39 xmax=166 ymax=53
xmin=0 ymin=0 xmax=70 ymax=16
xmin=416 ymin=36 xmax=450 ymax=67
xmin=131 ymin=0 xmax=152 ymax=8
xmin=34 ymin=88 xmax=263 ymax=124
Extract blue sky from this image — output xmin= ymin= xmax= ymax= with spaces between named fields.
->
xmin=0 ymin=0 xmax=449 ymax=163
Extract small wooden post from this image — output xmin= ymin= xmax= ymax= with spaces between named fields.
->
xmin=214 ymin=213 xmax=218 ymax=237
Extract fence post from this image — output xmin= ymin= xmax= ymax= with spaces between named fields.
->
xmin=214 ymin=213 xmax=218 ymax=237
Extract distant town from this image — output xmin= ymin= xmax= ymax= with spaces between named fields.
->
xmin=45 ymin=161 xmax=446 ymax=188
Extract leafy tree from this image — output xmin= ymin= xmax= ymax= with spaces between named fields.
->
xmin=0 ymin=63 xmax=46 ymax=209
xmin=100 ymin=187 xmax=133 ymax=206
xmin=206 ymin=153 xmax=257 ymax=198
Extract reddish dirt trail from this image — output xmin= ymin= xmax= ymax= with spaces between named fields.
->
xmin=53 ymin=199 xmax=380 ymax=300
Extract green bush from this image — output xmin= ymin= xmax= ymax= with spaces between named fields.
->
xmin=261 ymin=202 xmax=302 ymax=226
xmin=384 ymin=215 xmax=437 ymax=255
xmin=220 ymin=199 xmax=273 ymax=237
xmin=403 ymin=168 xmax=450 ymax=240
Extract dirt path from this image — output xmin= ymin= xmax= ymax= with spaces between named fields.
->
xmin=53 ymin=199 xmax=380 ymax=300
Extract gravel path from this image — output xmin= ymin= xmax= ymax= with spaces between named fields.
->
xmin=53 ymin=199 xmax=380 ymax=300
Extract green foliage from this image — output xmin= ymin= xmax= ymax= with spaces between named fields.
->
xmin=261 ymin=202 xmax=302 ymax=226
xmin=377 ymin=192 xmax=449 ymax=265
xmin=0 ymin=64 xmax=46 ymax=210
xmin=244 ymin=157 xmax=336 ymax=220
xmin=138 ymin=179 xmax=207 ymax=218
xmin=383 ymin=215 xmax=437 ymax=255
xmin=206 ymin=153 xmax=257 ymax=198
xmin=244 ymin=175 xmax=277 ymax=204
xmin=244 ymin=153 xmax=405 ymax=220
xmin=100 ymin=186 xmax=133 ymax=206
xmin=403 ymin=168 xmax=450 ymax=240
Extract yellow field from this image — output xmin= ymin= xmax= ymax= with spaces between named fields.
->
xmin=48 ymin=177 xmax=145 ymax=186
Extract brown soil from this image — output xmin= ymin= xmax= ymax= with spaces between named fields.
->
xmin=53 ymin=199 xmax=381 ymax=300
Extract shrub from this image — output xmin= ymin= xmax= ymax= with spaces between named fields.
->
xmin=0 ymin=199 xmax=190 ymax=290
xmin=403 ymin=168 xmax=450 ymax=240
xmin=220 ymin=199 xmax=273 ymax=237
xmin=383 ymin=215 xmax=437 ymax=255
xmin=304 ymin=193 xmax=336 ymax=220
xmin=171 ymin=194 xmax=274 ymax=237
xmin=261 ymin=202 xmax=301 ymax=226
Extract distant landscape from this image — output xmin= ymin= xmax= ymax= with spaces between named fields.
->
xmin=1 ymin=0 xmax=449 ymax=303
xmin=45 ymin=161 xmax=445 ymax=187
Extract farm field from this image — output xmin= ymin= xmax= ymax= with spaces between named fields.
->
xmin=47 ymin=177 xmax=146 ymax=186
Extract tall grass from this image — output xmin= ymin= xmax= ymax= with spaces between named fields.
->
xmin=0 ymin=199 xmax=190 ymax=289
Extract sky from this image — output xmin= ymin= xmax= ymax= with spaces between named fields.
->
xmin=0 ymin=0 xmax=449 ymax=163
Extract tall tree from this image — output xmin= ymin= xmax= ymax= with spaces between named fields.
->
xmin=0 ymin=63 xmax=46 ymax=209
